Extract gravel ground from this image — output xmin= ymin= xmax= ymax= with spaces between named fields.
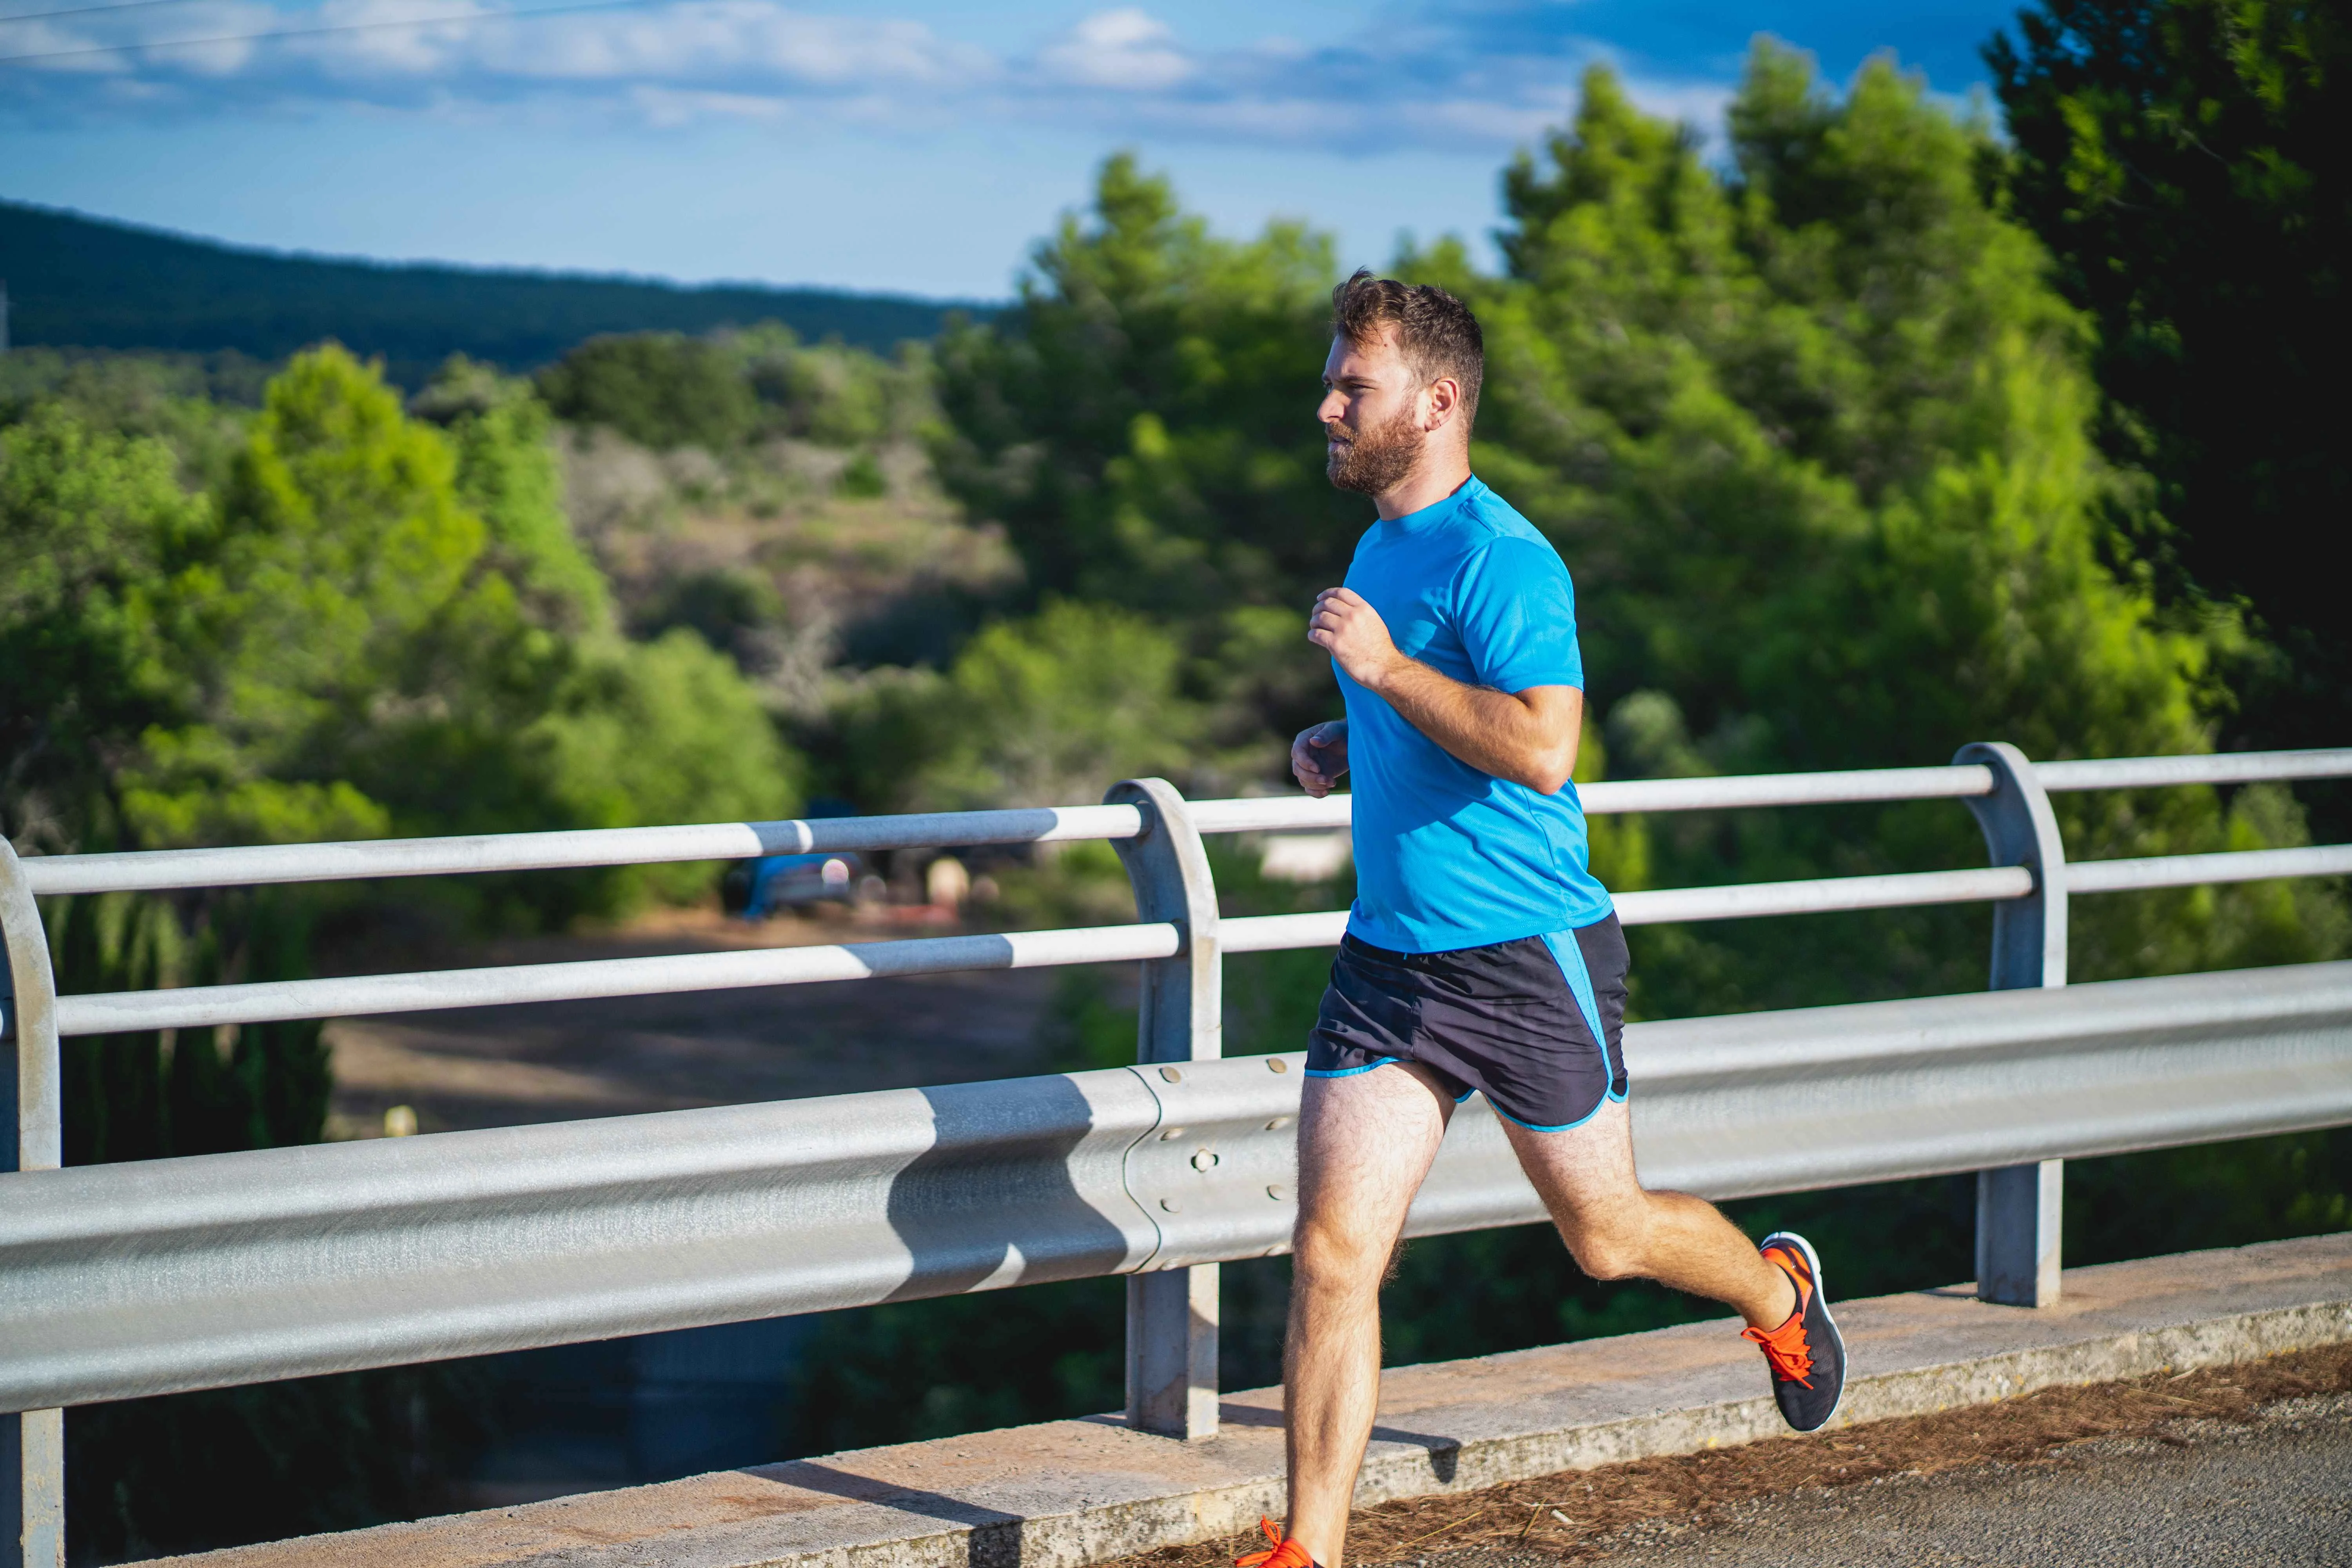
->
xmin=1121 ymin=1344 xmax=2352 ymax=1568
xmin=1457 ymin=1394 xmax=2352 ymax=1566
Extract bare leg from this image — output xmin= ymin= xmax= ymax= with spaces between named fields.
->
xmin=1502 ymin=1100 xmax=1796 ymax=1328
xmin=1282 ymin=1063 xmax=1453 ymax=1568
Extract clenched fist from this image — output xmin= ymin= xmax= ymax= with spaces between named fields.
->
xmin=1308 ymin=587 xmax=1401 ymax=691
xmin=1292 ymin=721 xmax=1349 ymax=798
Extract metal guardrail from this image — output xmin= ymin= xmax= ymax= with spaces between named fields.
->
xmin=4 ymin=743 xmax=2350 ymax=1566
xmin=6 ymin=961 xmax=2347 ymax=1416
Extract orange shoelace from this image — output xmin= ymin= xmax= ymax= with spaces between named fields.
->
xmin=1742 ymin=1246 xmax=1816 ymax=1387
xmin=1236 ymin=1517 xmax=1316 ymax=1568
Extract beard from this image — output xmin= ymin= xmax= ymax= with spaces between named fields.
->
xmin=1325 ymin=405 xmax=1423 ymax=495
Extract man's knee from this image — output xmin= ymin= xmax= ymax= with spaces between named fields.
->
xmin=1292 ymin=1216 xmax=1399 ymax=1291
xmin=1566 ymin=1230 xmax=1647 ymax=1281
xmin=1557 ymin=1203 xmax=1654 ymax=1281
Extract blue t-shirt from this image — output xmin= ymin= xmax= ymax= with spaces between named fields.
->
xmin=1338 ymin=476 xmax=1613 ymax=953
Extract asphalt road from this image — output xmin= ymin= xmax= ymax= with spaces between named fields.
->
xmin=1429 ymin=1394 xmax=2352 ymax=1568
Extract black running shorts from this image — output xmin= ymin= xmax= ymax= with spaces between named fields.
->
xmin=1304 ymin=915 xmax=1630 ymax=1132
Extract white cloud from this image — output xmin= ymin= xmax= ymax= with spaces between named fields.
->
xmin=627 ymin=82 xmax=795 ymax=125
xmin=1038 ymin=8 xmax=1192 ymax=91
xmin=266 ymin=2 xmax=992 ymax=88
xmin=4 ymin=0 xmax=275 ymax=75
xmin=5 ymin=0 xmax=1736 ymax=162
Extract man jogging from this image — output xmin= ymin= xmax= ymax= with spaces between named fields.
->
xmin=1240 ymin=272 xmax=1845 ymax=1568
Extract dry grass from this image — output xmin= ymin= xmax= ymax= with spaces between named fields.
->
xmin=1110 ymin=1342 xmax=2352 ymax=1567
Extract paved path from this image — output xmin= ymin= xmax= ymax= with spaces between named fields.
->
xmin=1443 ymin=1394 xmax=2352 ymax=1568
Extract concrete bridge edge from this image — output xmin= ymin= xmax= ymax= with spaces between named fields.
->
xmin=140 ymin=1234 xmax=2352 ymax=1568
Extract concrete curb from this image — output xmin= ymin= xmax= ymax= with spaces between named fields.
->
xmin=157 ymin=1234 xmax=2352 ymax=1568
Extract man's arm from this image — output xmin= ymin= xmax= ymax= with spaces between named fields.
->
xmin=1307 ymin=587 xmax=1581 ymax=793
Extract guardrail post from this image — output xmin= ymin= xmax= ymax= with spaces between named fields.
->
xmin=1105 ymin=778 xmax=1221 ymax=1440
xmin=1955 ymin=742 xmax=2068 ymax=1308
xmin=2 ymin=841 xmax=67 ymax=1568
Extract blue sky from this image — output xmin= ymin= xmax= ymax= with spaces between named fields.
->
xmin=0 ymin=1 xmax=2025 ymax=298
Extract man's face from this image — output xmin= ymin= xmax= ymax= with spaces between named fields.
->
xmin=1318 ymin=327 xmax=1427 ymax=495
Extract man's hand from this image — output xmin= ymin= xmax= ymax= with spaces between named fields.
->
xmin=1303 ymin=583 xmax=1581 ymax=793
xmin=1308 ymin=588 xmax=1403 ymax=691
xmin=1292 ymin=721 xmax=1349 ymax=798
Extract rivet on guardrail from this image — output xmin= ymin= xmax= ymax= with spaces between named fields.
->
xmin=1269 ymin=1058 xmax=1289 ymax=1073
xmin=1267 ymin=1184 xmax=1290 ymax=1201
xmin=1160 ymin=1066 xmax=1183 ymax=1083
xmin=1191 ymin=1149 xmax=1219 ymax=1171
xmin=1159 ymin=1126 xmax=1187 ymax=1141
xmin=1160 ymin=1197 xmax=1182 ymax=1213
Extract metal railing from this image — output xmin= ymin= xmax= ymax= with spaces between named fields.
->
xmin=4 ymin=744 xmax=2351 ymax=1567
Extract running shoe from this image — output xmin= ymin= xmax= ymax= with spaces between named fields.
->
xmin=1744 ymin=1230 xmax=1846 ymax=1432
xmin=1235 ymin=1517 xmax=1318 ymax=1568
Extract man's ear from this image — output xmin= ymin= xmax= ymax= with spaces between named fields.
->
xmin=1425 ymin=375 xmax=1462 ymax=432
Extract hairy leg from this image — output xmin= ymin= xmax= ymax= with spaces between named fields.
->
xmin=1283 ymin=1063 xmax=1454 ymax=1568
xmin=1502 ymin=1100 xmax=1795 ymax=1328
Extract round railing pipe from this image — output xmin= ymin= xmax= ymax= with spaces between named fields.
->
xmin=24 ymin=750 xmax=2349 ymax=901
xmin=1186 ymin=765 xmax=2001 ymax=833
xmin=2067 ymin=844 xmax=2352 ymax=895
xmin=16 ymin=806 xmax=1148 ymax=898
xmin=2036 ymin=749 xmax=2352 ymax=793
xmin=1615 ymin=865 xmax=2036 ymax=926
xmin=1581 ymin=765 xmax=1997 ymax=814
xmin=54 ymin=846 xmax=2352 ymax=1040
xmin=50 ymin=924 xmax=1182 ymax=1040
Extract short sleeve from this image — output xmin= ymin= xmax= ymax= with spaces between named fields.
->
xmin=1448 ymin=535 xmax=1583 ymax=693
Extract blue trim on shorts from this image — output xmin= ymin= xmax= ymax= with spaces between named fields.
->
xmin=1303 ymin=1056 xmax=1401 ymax=1078
xmin=1489 ymin=1090 xmax=1615 ymax=1135
xmin=1539 ymin=929 xmax=1606 ymax=1047
xmin=1541 ymin=924 xmax=1627 ymax=1104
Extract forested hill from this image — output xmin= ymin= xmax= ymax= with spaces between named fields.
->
xmin=0 ymin=198 xmax=984 ymax=384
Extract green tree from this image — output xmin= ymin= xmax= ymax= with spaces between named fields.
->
xmin=532 ymin=627 xmax=802 ymax=905
xmin=933 ymin=154 xmax=1351 ymax=740
xmin=913 ymin=600 xmax=1213 ymax=809
xmin=727 ymin=323 xmax=935 ymax=449
xmin=420 ymin=357 xmax=613 ymax=633
xmin=537 ymin=332 xmax=760 ymax=451
xmin=79 ymin=345 xmax=800 ymax=917
xmin=1988 ymin=0 xmax=2351 ymax=779
xmin=0 ymin=409 xmax=202 ymax=854
xmin=818 ymin=599 xmax=1215 ymax=815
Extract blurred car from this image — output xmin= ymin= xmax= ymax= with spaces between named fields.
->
xmin=722 ymin=851 xmax=864 ymax=919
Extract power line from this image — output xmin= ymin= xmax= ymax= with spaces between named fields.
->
xmin=0 ymin=0 xmax=669 ymax=66
xmin=0 ymin=0 xmax=265 ymax=29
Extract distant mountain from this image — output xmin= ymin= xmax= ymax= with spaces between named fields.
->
xmin=0 ymin=198 xmax=989 ymax=386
